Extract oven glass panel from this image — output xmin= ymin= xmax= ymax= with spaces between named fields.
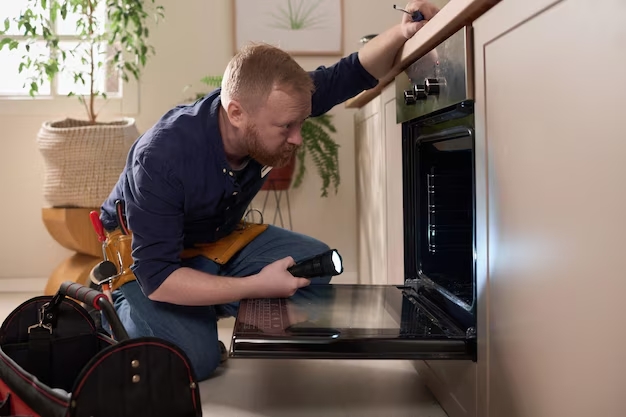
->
xmin=403 ymin=107 xmax=476 ymax=313
xmin=230 ymin=284 xmax=472 ymax=360
xmin=419 ymin=135 xmax=474 ymax=306
xmin=235 ymin=284 xmax=463 ymax=338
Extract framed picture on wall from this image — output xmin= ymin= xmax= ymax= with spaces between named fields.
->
xmin=233 ymin=0 xmax=344 ymax=56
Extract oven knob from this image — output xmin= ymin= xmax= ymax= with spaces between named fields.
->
xmin=404 ymin=89 xmax=416 ymax=105
xmin=404 ymin=85 xmax=427 ymax=105
xmin=414 ymin=84 xmax=427 ymax=100
xmin=425 ymin=78 xmax=441 ymax=96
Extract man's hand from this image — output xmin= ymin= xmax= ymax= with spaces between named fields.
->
xmin=358 ymin=0 xmax=441 ymax=80
xmin=400 ymin=1 xmax=442 ymax=40
xmin=149 ymin=256 xmax=308 ymax=305
xmin=250 ymin=256 xmax=311 ymax=298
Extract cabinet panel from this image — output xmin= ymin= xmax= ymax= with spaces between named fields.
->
xmin=415 ymin=360 xmax=476 ymax=417
xmin=355 ymin=81 xmax=403 ymax=286
xmin=474 ymin=0 xmax=626 ymax=416
xmin=382 ymin=84 xmax=404 ymax=285
xmin=355 ymin=96 xmax=386 ymax=285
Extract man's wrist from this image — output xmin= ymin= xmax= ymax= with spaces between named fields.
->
xmin=392 ymin=22 xmax=410 ymax=42
xmin=399 ymin=23 xmax=412 ymax=41
xmin=240 ymin=274 xmax=261 ymax=299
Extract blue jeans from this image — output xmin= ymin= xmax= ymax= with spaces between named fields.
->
xmin=108 ymin=225 xmax=332 ymax=381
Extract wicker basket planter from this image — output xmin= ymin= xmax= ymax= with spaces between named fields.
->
xmin=37 ymin=118 xmax=138 ymax=208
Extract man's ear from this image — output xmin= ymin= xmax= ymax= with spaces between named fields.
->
xmin=226 ymin=100 xmax=247 ymax=128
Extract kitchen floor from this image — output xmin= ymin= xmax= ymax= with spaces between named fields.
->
xmin=0 ymin=291 xmax=447 ymax=417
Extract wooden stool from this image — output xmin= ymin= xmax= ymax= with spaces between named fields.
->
xmin=42 ymin=208 xmax=103 ymax=295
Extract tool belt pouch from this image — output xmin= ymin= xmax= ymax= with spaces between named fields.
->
xmin=104 ymin=223 xmax=269 ymax=292
xmin=104 ymin=229 xmax=135 ymax=291
xmin=180 ymin=223 xmax=269 ymax=263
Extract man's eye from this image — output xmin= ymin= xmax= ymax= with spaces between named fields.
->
xmin=283 ymin=124 xmax=291 ymax=129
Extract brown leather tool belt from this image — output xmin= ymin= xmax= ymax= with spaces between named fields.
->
xmin=103 ymin=222 xmax=269 ymax=291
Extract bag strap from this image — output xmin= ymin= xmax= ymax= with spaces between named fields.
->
xmin=23 ymin=294 xmax=65 ymax=387
xmin=27 ymin=326 xmax=53 ymax=387
xmin=23 ymin=298 xmax=62 ymax=387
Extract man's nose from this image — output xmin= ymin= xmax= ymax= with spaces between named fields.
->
xmin=288 ymin=129 xmax=303 ymax=146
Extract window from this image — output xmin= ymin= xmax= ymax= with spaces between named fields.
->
xmin=0 ymin=0 xmax=137 ymax=116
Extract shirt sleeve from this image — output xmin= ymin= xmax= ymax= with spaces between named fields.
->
xmin=124 ymin=145 xmax=185 ymax=296
xmin=309 ymin=52 xmax=379 ymax=117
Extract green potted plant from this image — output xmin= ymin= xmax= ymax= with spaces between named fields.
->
xmin=0 ymin=0 xmax=164 ymax=208
xmin=190 ymin=75 xmax=340 ymax=197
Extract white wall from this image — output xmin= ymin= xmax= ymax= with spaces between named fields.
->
xmin=0 ymin=0 xmax=400 ymax=289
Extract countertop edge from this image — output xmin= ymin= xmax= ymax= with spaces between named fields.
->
xmin=345 ymin=0 xmax=500 ymax=109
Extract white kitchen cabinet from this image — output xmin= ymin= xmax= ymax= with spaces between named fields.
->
xmin=381 ymin=83 xmax=404 ymax=285
xmin=354 ymin=81 xmax=404 ymax=285
xmin=473 ymin=0 xmax=626 ymax=416
xmin=355 ymin=90 xmax=384 ymax=285
xmin=414 ymin=358 xmax=477 ymax=417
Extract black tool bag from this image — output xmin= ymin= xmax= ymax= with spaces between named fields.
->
xmin=0 ymin=282 xmax=202 ymax=417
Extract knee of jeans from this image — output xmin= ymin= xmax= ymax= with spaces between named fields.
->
xmin=297 ymin=240 xmax=331 ymax=261
xmin=316 ymin=274 xmax=332 ymax=285
xmin=187 ymin=342 xmax=222 ymax=381
xmin=315 ymin=241 xmax=331 ymax=255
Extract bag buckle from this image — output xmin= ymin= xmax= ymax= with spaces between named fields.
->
xmin=28 ymin=304 xmax=52 ymax=334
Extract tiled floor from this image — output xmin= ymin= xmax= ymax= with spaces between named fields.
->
xmin=0 ymin=291 xmax=447 ymax=417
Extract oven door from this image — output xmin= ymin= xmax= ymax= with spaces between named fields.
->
xmin=229 ymin=283 xmax=474 ymax=360
xmin=230 ymin=100 xmax=477 ymax=362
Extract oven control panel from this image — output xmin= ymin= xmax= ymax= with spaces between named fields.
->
xmin=396 ymin=26 xmax=473 ymax=124
xmin=404 ymin=78 xmax=443 ymax=104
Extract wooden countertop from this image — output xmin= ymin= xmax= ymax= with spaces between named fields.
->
xmin=345 ymin=0 xmax=500 ymax=109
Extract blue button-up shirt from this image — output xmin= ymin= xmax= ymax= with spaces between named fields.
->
xmin=100 ymin=52 xmax=379 ymax=295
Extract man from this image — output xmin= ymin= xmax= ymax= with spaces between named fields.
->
xmin=98 ymin=1 xmax=439 ymax=381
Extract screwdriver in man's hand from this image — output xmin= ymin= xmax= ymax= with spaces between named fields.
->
xmin=393 ymin=4 xmax=425 ymax=22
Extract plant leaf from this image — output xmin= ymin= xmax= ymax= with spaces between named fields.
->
xmin=0 ymin=38 xmax=12 ymax=50
xmin=294 ymin=145 xmax=307 ymax=188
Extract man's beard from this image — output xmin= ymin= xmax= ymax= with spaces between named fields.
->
xmin=244 ymin=123 xmax=298 ymax=168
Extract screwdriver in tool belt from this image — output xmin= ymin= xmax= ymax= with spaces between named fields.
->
xmin=115 ymin=199 xmax=130 ymax=235
xmin=89 ymin=211 xmax=117 ymax=303
xmin=89 ymin=211 xmax=108 ymax=261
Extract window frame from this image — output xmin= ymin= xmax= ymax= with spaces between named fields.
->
xmin=0 ymin=3 xmax=139 ymax=117
xmin=0 ymin=79 xmax=138 ymax=117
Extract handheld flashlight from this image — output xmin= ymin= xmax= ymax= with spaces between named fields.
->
xmin=287 ymin=249 xmax=344 ymax=278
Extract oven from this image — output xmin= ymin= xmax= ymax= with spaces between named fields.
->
xmin=229 ymin=26 xmax=477 ymax=363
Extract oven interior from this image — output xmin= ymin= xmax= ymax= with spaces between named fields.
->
xmin=402 ymin=101 xmax=476 ymax=330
